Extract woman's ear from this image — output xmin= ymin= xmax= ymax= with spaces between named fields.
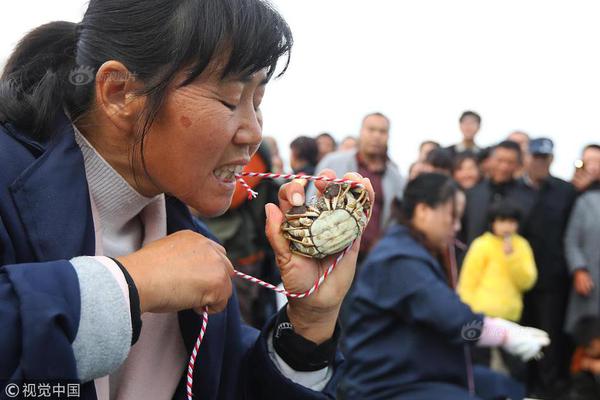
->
xmin=94 ymin=60 xmax=145 ymax=135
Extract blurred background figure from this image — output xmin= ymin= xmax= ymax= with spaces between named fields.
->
xmin=462 ymin=140 xmax=529 ymax=245
xmin=459 ymin=200 xmax=537 ymax=381
xmin=418 ymin=140 xmax=441 ymax=162
xmin=422 ymin=147 xmax=454 ymax=176
xmin=507 ymin=131 xmax=531 ymax=178
xmin=453 ymin=153 xmax=482 ymax=190
xmin=408 ymin=161 xmax=429 ymax=181
xmin=263 ymin=136 xmax=285 ymax=174
xmin=339 ymin=174 xmax=548 ymax=400
xmin=459 ymin=200 xmax=537 ymax=323
xmin=446 ymin=111 xmax=482 ymax=160
xmin=571 ymin=144 xmax=600 ymax=193
xmin=316 ymin=132 xmax=337 ymax=162
xmin=198 ymin=143 xmax=281 ymax=328
xmin=289 ymin=135 xmax=319 ymax=175
xmin=339 ymin=136 xmax=358 ymax=152
xmin=519 ymin=138 xmax=577 ymax=399
xmin=311 ymin=112 xmax=404 ymax=261
xmin=477 ymin=146 xmax=494 ymax=179
xmin=564 ymin=179 xmax=600 ymax=340
xmin=561 ymin=316 xmax=600 ymax=400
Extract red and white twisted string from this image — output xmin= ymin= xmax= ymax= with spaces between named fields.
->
xmin=186 ymin=173 xmax=363 ymax=400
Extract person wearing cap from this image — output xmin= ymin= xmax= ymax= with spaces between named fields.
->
xmin=518 ymin=138 xmax=578 ymax=398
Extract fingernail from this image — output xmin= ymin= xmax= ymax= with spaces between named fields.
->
xmin=264 ymin=204 xmax=271 ymax=220
xmin=292 ymin=193 xmax=304 ymax=206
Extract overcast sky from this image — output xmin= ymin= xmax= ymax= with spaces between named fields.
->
xmin=2 ymin=0 xmax=599 ymax=179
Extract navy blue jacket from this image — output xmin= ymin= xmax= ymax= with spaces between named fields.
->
xmin=339 ymin=225 xmax=524 ymax=400
xmin=0 ymin=114 xmax=341 ymax=399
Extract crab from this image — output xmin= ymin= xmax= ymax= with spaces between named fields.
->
xmin=282 ymin=183 xmax=371 ymax=259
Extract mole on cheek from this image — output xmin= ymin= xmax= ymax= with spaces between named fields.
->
xmin=180 ymin=116 xmax=192 ymax=128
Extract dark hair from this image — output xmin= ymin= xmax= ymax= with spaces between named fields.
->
xmin=0 ymin=0 xmax=292 ymax=140
xmin=487 ymin=200 xmax=522 ymax=230
xmin=453 ymin=152 xmax=479 ymax=174
xmin=583 ymin=144 xmax=600 ymax=153
xmin=397 ymin=173 xmax=458 ymax=224
xmin=290 ymin=136 xmax=318 ymax=166
xmin=316 ymin=132 xmax=337 ymax=148
xmin=477 ymin=146 xmax=493 ymax=164
xmin=573 ymin=316 xmax=600 ymax=347
xmin=419 ymin=140 xmax=440 ymax=151
xmin=493 ymin=140 xmax=522 ymax=163
xmin=459 ymin=111 xmax=481 ymax=125
xmin=425 ymin=148 xmax=453 ymax=174
xmin=362 ymin=112 xmax=390 ymax=127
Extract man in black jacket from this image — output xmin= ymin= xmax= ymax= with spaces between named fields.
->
xmin=519 ymin=138 xmax=577 ymax=399
xmin=461 ymin=140 xmax=530 ymax=245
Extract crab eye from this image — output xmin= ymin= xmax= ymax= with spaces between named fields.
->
xmin=288 ymin=205 xmax=308 ymax=215
xmin=323 ymin=184 xmax=342 ymax=199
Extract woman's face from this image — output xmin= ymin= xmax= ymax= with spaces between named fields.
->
xmin=415 ymin=199 xmax=455 ymax=250
xmin=453 ymin=158 xmax=480 ymax=189
xmin=140 ymin=64 xmax=267 ymax=217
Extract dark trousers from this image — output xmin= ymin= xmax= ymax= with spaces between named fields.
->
xmin=521 ymin=286 xmax=573 ymax=396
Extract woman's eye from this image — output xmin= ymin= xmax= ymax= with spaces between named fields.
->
xmin=220 ymin=100 xmax=238 ymax=111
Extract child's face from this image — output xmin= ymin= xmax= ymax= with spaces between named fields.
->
xmin=492 ymin=219 xmax=518 ymax=237
xmin=585 ymin=338 xmax=600 ymax=358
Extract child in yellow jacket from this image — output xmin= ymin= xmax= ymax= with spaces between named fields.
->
xmin=458 ymin=200 xmax=537 ymax=322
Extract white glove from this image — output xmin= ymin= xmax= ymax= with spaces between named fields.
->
xmin=497 ymin=319 xmax=550 ymax=362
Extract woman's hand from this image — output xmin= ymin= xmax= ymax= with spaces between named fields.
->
xmin=117 ymin=230 xmax=235 ymax=314
xmin=265 ymin=170 xmax=375 ymax=344
xmin=574 ymin=269 xmax=595 ymax=297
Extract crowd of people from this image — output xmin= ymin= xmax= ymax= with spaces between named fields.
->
xmin=210 ymin=110 xmax=600 ymax=399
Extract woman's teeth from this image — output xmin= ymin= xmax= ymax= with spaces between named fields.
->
xmin=214 ymin=165 xmax=244 ymax=181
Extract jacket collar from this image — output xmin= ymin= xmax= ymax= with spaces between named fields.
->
xmin=9 ymin=112 xmax=96 ymax=261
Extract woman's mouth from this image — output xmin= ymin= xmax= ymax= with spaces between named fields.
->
xmin=213 ymin=165 xmax=244 ymax=183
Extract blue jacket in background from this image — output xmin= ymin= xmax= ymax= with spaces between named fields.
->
xmin=339 ymin=224 xmax=524 ymax=400
xmin=0 ymin=113 xmax=341 ymax=400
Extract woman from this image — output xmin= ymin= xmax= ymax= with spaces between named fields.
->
xmin=339 ymin=173 xmax=549 ymax=400
xmin=564 ymin=186 xmax=600 ymax=335
xmin=0 ymin=1 xmax=374 ymax=399
xmin=453 ymin=152 xmax=482 ymax=190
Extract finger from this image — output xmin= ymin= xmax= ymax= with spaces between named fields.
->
xmin=313 ymin=169 xmax=338 ymax=194
xmin=278 ymin=180 xmax=308 ymax=213
xmin=216 ymin=250 xmax=235 ymax=276
xmin=265 ymin=203 xmax=292 ymax=267
xmin=205 ymin=299 xmax=229 ymax=314
xmin=193 ymin=297 xmax=229 ymax=315
xmin=207 ymin=240 xmax=227 ymax=256
xmin=343 ymin=172 xmax=375 ymax=205
xmin=204 ymin=272 xmax=233 ymax=314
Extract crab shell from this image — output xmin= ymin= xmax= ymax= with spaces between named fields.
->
xmin=282 ymin=183 xmax=371 ymax=259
